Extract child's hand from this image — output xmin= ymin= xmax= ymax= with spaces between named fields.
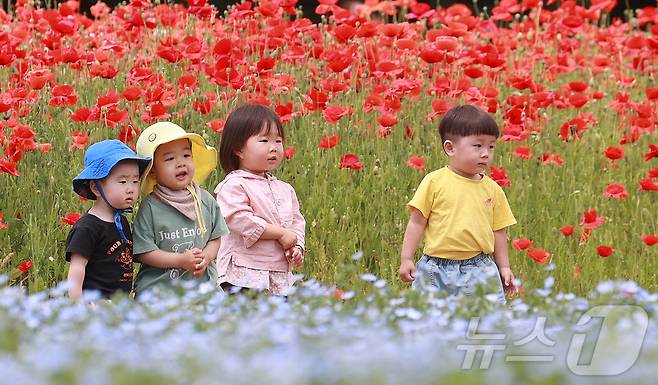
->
xmin=193 ymin=250 xmax=211 ymax=278
xmin=180 ymin=248 xmax=204 ymax=273
xmin=286 ymin=246 xmax=304 ymax=268
xmin=398 ymin=259 xmax=416 ymax=282
xmin=499 ymin=267 xmax=518 ymax=297
xmin=278 ymin=229 xmax=297 ymax=250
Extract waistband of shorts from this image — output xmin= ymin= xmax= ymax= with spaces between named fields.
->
xmin=423 ymin=253 xmax=491 ymax=266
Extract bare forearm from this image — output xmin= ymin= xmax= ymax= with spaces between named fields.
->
xmin=401 ymin=211 xmax=427 ymax=262
xmin=203 ymin=238 xmax=221 ymax=261
xmin=138 ymin=249 xmax=184 ymax=269
xmin=493 ymin=229 xmax=511 ymax=269
xmin=67 ymin=264 xmax=85 ymax=300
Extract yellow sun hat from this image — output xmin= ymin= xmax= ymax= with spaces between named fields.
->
xmin=136 ymin=121 xmax=217 ymax=196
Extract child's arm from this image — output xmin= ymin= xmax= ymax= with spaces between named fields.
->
xmin=217 ymin=182 xmax=297 ymax=249
xmin=137 ymin=249 xmax=203 ymax=273
xmin=493 ymin=228 xmax=516 ymax=294
xmin=259 ymin=224 xmax=298 ymax=249
xmin=67 ymin=254 xmax=87 ymax=301
xmin=399 ymin=208 xmax=428 ymax=282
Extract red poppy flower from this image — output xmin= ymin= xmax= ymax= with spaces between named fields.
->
xmin=645 ymin=86 xmax=658 ymax=100
xmin=649 ymin=168 xmax=658 ymax=178
xmin=527 ymin=248 xmax=550 ymax=264
xmin=568 ymin=81 xmax=589 ymax=92
xmin=319 ymin=135 xmax=341 ymax=149
xmin=334 ymin=24 xmax=356 ymax=42
xmin=512 ymin=238 xmax=533 ymax=250
xmin=541 ymin=152 xmax=564 ymax=166
xmin=103 ymin=108 xmax=130 ymax=127
xmin=117 ymin=125 xmax=140 ymax=144
xmin=377 ymin=113 xmax=398 ymax=128
xmin=641 ymin=235 xmax=658 ymax=246
xmin=0 ymin=210 xmax=8 ymax=229
xmin=97 ymin=90 xmax=120 ymax=110
xmin=178 ymin=73 xmax=198 ymax=91
xmin=603 ymin=183 xmax=629 ymax=199
xmin=61 ymin=212 xmax=81 ymax=225
xmin=560 ymin=225 xmax=574 ymax=236
xmin=580 ymin=209 xmax=607 ymax=230
xmin=568 ymin=93 xmax=589 ymax=108
xmin=406 ymin=156 xmax=426 ymax=172
xmin=193 ymin=93 xmax=217 ymax=115
xmin=405 ymin=125 xmax=413 ymax=139
xmin=0 ymin=158 xmax=20 ymax=177
xmin=512 ymin=146 xmax=532 ymax=160
xmin=28 ymin=69 xmax=55 ymax=90
xmin=322 ymin=105 xmax=352 ymax=124
xmin=596 ymin=245 xmax=615 ymax=257
xmin=603 ymin=146 xmax=624 ymax=160
xmin=638 ymin=177 xmax=658 ymax=191
xmin=645 ymin=144 xmax=658 ymax=161
xmin=17 ymin=260 xmax=32 ymax=273
xmin=207 ymin=119 xmax=225 ymax=133
xmin=275 ymin=102 xmax=297 ymax=123
xmin=70 ymin=107 xmax=95 ymax=123
xmin=489 ymin=166 xmax=511 ymax=187
xmin=89 ymin=64 xmax=119 ymax=79
xmin=49 ymin=84 xmax=78 ymax=107
xmin=304 ymin=88 xmax=328 ymax=111
xmin=284 ymin=145 xmax=295 ymax=159
xmin=339 ymin=153 xmax=363 ymax=170
xmin=69 ymin=131 xmax=90 ymax=151
xmin=121 ymin=86 xmax=142 ymax=101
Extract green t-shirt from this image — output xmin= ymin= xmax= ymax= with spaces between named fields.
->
xmin=132 ymin=189 xmax=229 ymax=295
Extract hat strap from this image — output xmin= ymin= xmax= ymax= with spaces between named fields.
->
xmin=96 ymin=182 xmax=132 ymax=244
xmin=187 ymin=184 xmax=207 ymax=235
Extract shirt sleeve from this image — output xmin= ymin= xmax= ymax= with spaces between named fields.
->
xmin=65 ymin=222 xmax=94 ymax=262
xmin=132 ymin=199 xmax=158 ymax=257
xmin=215 ymin=181 xmax=268 ymax=248
xmin=407 ymin=173 xmax=434 ymax=218
xmin=205 ymin=190 xmax=229 ymax=240
xmin=289 ymin=187 xmax=306 ymax=250
xmin=492 ymin=185 xmax=517 ymax=231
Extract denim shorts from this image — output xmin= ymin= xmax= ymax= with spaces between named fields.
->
xmin=412 ymin=253 xmax=506 ymax=304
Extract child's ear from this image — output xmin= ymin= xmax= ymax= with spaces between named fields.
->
xmin=88 ymin=181 xmax=102 ymax=199
xmin=443 ymin=139 xmax=455 ymax=155
xmin=234 ymin=148 xmax=244 ymax=160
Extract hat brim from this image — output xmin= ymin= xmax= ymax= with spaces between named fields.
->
xmin=140 ymin=133 xmax=217 ymax=196
xmin=73 ymin=156 xmax=152 ymax=200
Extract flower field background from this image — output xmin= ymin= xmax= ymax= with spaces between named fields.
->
xmin=1 ymin=1 xmax=658 ymax=383
xmin=0 ymin=0 xmax=657 ymax=297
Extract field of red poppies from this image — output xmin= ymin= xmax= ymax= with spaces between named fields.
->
xmin=0 ymin=0 xmax=657 ymax=295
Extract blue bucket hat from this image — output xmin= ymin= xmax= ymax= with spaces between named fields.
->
xmin=73 ymin=139 xmax=151 ymax=200
xmin=72 ymin=140 xmax=151 ymax=243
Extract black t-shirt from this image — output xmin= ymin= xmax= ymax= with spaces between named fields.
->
xmin=65 ymin=213 xmax=134 ymax=298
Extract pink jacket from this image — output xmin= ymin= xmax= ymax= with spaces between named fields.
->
xmin=215 ymin=170 xmax=305 ymax=273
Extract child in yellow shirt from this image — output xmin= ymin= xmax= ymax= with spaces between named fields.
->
xmin=399 ymin=105 xmax=517 ymax=303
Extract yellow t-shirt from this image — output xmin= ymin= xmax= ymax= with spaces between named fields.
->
xmin=408 ymin=167 xmax=517 ymax=260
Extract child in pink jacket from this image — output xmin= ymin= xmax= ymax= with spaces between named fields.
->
xmin=215 ymin=104 xmax=305 ymax=296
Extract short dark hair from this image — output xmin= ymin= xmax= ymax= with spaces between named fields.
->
xmin=439 ymin=105 xmax=499 ymax=143
xmin=219 ymin=104 xmax=285 ymax=174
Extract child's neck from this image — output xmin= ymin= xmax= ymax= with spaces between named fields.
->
xmin=239 ymin=166 xmax=266 ymax=177
xmin=88 ymin=201 xmax=116 ymax=222
xmin=447 ymin=164 xmax=483 ymax=180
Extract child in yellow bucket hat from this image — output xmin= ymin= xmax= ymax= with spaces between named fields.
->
xmin=132 ymin=122 xmax=229 ymax=296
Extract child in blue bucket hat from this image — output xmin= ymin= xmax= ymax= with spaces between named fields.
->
xmin=65 ymin=139 xmax=150 ymax=301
